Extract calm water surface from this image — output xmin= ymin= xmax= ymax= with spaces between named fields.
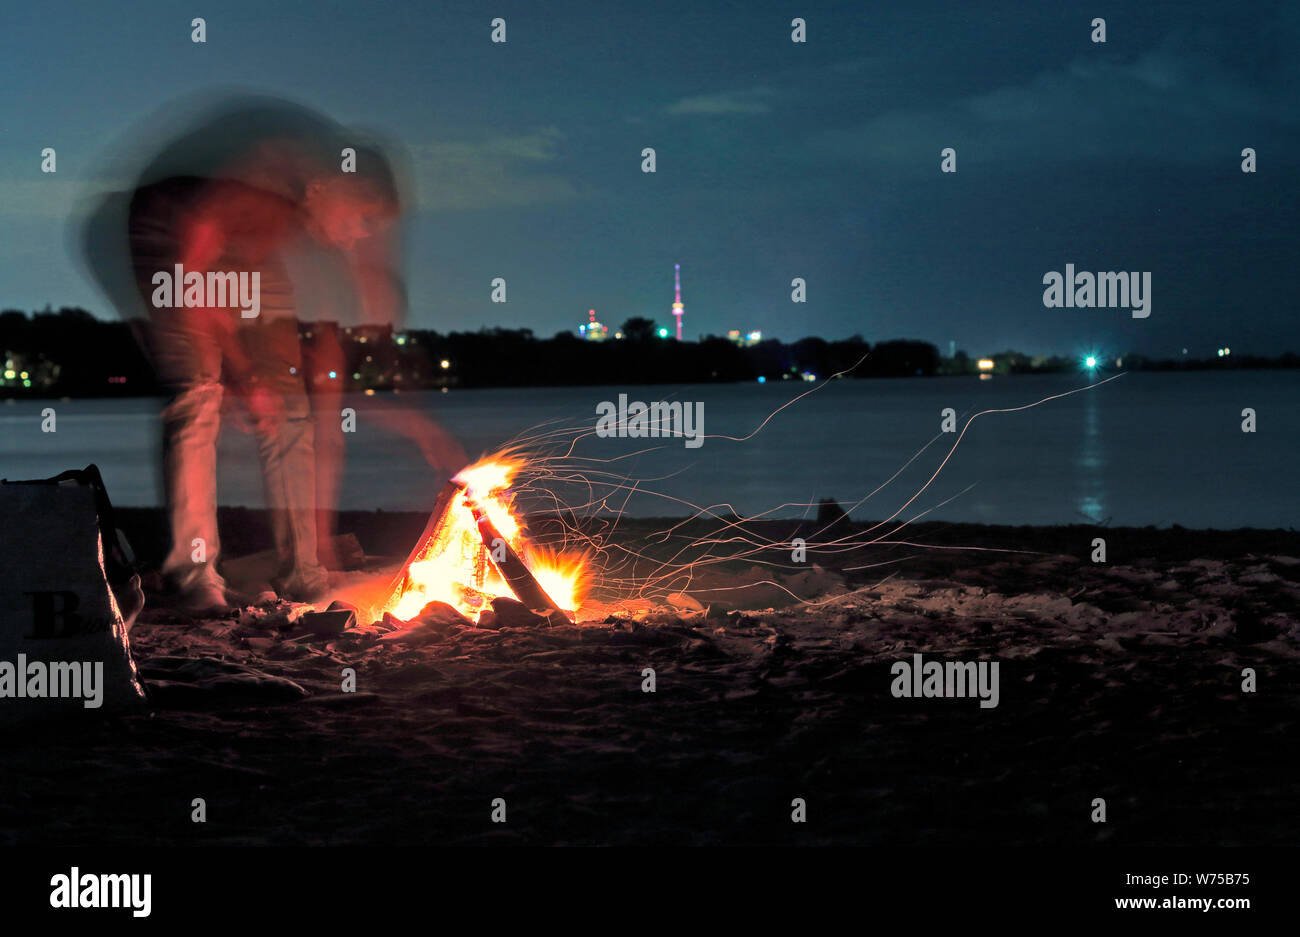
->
xmin=1 ymin=371 xmax=1295 ymax=528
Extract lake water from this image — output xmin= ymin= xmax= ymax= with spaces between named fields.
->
xmin=1 ymin=371 xmax=1296 ymax=528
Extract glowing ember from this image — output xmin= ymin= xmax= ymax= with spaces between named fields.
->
xmin=380 ymin=456 xmax=587 ymax=624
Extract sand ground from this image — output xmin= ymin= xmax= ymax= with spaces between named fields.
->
xmin=1 ymin=511 xmax=1296 ymax=846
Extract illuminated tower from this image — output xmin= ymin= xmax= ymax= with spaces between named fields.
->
xmin=580 ymin=308 xmax=607 ymax=341
xmin=671 ymin=263 xmax=684 ymax=340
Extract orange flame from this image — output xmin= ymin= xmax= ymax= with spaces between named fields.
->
xmin=381 ymin=456 xmax=588 ymax=624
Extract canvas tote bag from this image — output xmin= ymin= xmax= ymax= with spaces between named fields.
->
xmin=0 ymin=465 xmax=147 ymax=719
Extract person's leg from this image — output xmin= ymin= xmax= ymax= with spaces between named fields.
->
xmin=302 ymin=324 xmax=344 ymax=569
xmin=130 ymin=183 xmax=231 ymax=610
xmin=243 ymin=313 xmax=330 ymax=601
xmin=153 ymin=309 xmax=228 ymax=608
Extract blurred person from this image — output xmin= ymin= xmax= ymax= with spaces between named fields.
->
xmin=81 ymin=96 xmax=466 ymax=611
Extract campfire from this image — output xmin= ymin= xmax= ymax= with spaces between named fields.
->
xmin=377 ymin=456 xmax=588 ymax=625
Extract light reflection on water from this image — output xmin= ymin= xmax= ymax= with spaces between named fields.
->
xmin=1076 ymin=390 xmax=1106 ymax=524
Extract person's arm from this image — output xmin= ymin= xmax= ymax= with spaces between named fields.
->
xmin=179 ymin=216 xmax=225 ymax=272
xmin=345 ymin=229 xmax=405 ymax=326
xmin=335 ymin=229 xmax=467 ymax=471
xmin=176 ymin=190 xmax=266 ymax=416
xmin=364 ymin=401 xmax=470 ymax=475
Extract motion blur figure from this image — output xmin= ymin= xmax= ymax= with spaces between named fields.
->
xmin=79 ymin=95 xmax=466 ymax=610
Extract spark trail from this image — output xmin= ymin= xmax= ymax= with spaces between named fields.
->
xmin=462 ymin=366 xmax=1127 ymax=615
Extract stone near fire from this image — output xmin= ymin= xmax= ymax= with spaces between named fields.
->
xmin=297 ymin=608 xmax=354 ymax=635
xmin=377 ymin=624 xmax=440 ymax=646
xmin=375 ymin=602 xmax=473 ymax=646
xmin=666 ymin=592 xmax=704 ymax=611
xmin=416 ymin=601 xmax=473 ymax=629
xmin=490 ymin=596 xmax=546 ymax=629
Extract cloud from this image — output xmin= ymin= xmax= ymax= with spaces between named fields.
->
xmin=664 ymin=87 xmax=775 ymax=117
xmin=801 ymin=33 xmax=1298 ymax=170
xmin=408 ymin=128 xmax=581 ymax=212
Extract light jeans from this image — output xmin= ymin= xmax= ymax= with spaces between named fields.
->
xmin=146 ymin=277 xmax=328 ymax=599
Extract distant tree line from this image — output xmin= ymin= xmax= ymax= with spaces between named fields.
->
xmin=1 ymin=307 xmax=1296 ymax=398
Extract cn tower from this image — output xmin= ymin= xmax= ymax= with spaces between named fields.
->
xmin=671 ymin=263 xmax=684 ymax=340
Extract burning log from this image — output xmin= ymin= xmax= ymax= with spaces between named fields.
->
xmin=378 ymin=457 xmax=586 ymax=626
xmin=458 ymin=482 xmax=567 ymax=617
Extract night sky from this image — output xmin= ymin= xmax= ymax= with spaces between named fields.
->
xmin=1 ymin=0 xmax=1296 ymax=358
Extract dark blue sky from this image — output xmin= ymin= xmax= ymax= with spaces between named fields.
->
xmin=2 ymin=0 xmax=1296 ymax=357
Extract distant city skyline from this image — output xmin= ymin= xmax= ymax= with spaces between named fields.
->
xmin=1 ymin=0 xmax=1297 ymax=358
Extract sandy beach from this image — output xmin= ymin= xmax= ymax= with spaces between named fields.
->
xmin=0 ymin=509 xmax=1294 ymax=846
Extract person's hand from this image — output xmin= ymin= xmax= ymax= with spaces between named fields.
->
xmin=411 ymin=418 xmax=470 ymax=475
xmin=363 ymin=405 xmax=471 ymax=476
xmin=243 ymin=383 xmax=285 ymax=431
